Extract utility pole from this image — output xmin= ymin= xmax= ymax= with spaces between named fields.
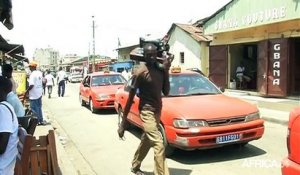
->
xmin=92 ymin=15 xmax=96 ymax=72
xmin=87 ymin=42 xmax=90 ymax=73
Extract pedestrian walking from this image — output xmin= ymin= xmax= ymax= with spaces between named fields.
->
xmin=42 ymin=71 xmax=47 ymax=95
xmin=57 ymin=67 xmax=66 ymax=97
xmin=121 ymin=68 xmax=130 ymax=80
xmin=0 ymin=76 xmax=19 ymax=175
xmin=25 ymin=61 xmax=46 ymax=125
xmin=44 ymin=70 xmax=55 ymax=98
xmin=118 ymin=43 xmax=172 ymax=175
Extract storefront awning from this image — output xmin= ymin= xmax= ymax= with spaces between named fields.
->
xmin=0 ymin=34 xmax=26 ymax=63
xmin=6 ymin=53 xmax=29 ymax=63
xmin=0 ymin=34 xmax=24 ymax=55
xmin=0 ymin=42 xmax=24 ymax=55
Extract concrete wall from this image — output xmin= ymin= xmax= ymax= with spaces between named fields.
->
xmin=168 ymin=27 xmax=201 ymax=70
xmin=117 ymin=46 xmax=137 ymax=62
xmin=200 ymin=42 xmax=210 ymax=76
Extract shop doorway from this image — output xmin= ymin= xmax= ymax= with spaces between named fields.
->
xmin=229 ymin=43 xmax=258 ymax=91
xmin=290 ymin=38 xmax=300 ymax=95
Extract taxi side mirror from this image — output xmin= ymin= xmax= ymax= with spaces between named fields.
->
xmin=84 ymin=82 xmax=90 ymax=87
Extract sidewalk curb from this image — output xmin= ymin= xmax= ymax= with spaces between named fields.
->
xmin=259 ymin=108 xmax=290 ymax=126
xmin=42 ymin=103 xmax=97 ymax=175
xmin=54 ymin=131 xmax=78 ymax=175
xmin=37 ymin=110 xmax=79 ymax=175
xmin=34 ymin=124 xmax=78 ymax=175
xmin=261 ymin=115 xmax=288 ymax=126
xmin=224 ymin=91 xmax=297 ymax=126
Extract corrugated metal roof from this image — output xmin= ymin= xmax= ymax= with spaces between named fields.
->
xmin=116 ymin=44 xmax=139 ymax=51
xmin=203 ymin=0 xmax=233 ymax=24
xmin=169 ymin=23 xmax=212 ymax=42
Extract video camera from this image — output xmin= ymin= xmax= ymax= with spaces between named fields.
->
xmin=139 ymin=37 xmax=170 ymax=57
xmin=130 ymin=37 xmax=173 ymax=64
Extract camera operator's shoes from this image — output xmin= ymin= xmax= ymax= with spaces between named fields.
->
xmin=131 ymin=168 xmax=145 ymax=175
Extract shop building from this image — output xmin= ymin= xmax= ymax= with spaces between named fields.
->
xmin=203 ymin=0 xmax=300 ymax=97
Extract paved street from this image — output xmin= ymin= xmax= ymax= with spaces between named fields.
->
xmin=40 ymin=83 xmax=288 ymax=175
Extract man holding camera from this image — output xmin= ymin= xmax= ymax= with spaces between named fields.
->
xmin=118 ymin=43 xmax=172 ymax=175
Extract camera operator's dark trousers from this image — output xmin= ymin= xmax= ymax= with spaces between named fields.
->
xmin=131 ymin=109 xmax=169 ymax=175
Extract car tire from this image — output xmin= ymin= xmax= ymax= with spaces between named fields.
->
xmin=79 ymin=94 xmax=85 ymax=106
xmin=89 ymin=98 xmax=96 ymax=113
xmin=236 ymin=142 xmax=248 ymax=147
xmin=158 ymin=124 xmax=175 ymax=157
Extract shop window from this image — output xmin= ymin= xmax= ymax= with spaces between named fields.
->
xmin=180 ymin=52 xmax=184 ymax=64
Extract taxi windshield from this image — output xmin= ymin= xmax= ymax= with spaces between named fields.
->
xmin=168 ymin=74 xmax=221 ymax=96
xmin=91 ymin=75 xmax=127 ymax=86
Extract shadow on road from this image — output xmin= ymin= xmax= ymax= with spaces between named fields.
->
xmin=96 ymin=109 xmax=118 ymax=115
xmin=81 ymin=106 xmax=118 ymax=116
xmin=170 ymin=144 xmax=266 ymax=164
xmin=143 ymin=168 xmax=192 ymax=175
xmin=128 ymin=128 xmax=266 ymax=165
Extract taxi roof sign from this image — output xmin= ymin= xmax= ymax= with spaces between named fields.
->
xmin=171 ymin=66 xmax=181 ymax=73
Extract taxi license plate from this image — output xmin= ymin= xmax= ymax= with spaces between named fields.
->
xmin=216 ymin=134 xmax=240 ymax=144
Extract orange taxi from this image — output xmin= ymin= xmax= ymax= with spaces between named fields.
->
xmin=79 ymin=71 xmax=127 ymax=113
xmin=114 ymin=68 xmax=265 ymax=156
xmin=282 ymin=107 xmax=300 ymax=175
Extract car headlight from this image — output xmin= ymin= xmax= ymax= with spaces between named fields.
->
xmin=245 ymin=112 xmax=260 ymax=122
xmin=96 ymin=94 xmax=109 ymax=100
xmin=173 ymin=119 xmax=208 ymax=129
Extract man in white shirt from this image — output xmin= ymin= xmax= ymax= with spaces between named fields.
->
xmin=45 ymin=70 xmax=55 ymax=98
xmin=121 ymin=69 xmax=130 ymax=81
xmin=25 ymin=61 xmax=45 ymax=125
xmin=0 ymin=76 xmax=19 ymax=175
xmin=57 ymin=67 xmax=66 ymax=97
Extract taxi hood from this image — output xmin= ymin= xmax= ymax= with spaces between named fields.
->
xmin=162 ymin=94 xmax=258 ymax=120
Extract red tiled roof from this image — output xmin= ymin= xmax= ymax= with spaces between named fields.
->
xmin=175 ymin=23 xmax=212 ymax=42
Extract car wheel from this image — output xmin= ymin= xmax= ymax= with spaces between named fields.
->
xmin=236 ymin=142 xmax=248 ymax=147
xmin=158 ymin=124 xmax=175 ymax=157
xmin=89 ymin=98 xmax=96 ymax=113
xmin=79 ymin=94 xmax=85 ymax=106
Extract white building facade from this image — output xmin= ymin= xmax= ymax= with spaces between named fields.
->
xmin=33 ymin=48 xmax=59 ymax=71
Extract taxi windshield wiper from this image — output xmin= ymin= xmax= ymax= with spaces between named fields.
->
xmin=112 ymin=82 xmax=124 ymax=85
xmin=187 ymin=92 xmax=217 ymax=96
xmin=164 ymin=94 xmax=185 ymax=97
